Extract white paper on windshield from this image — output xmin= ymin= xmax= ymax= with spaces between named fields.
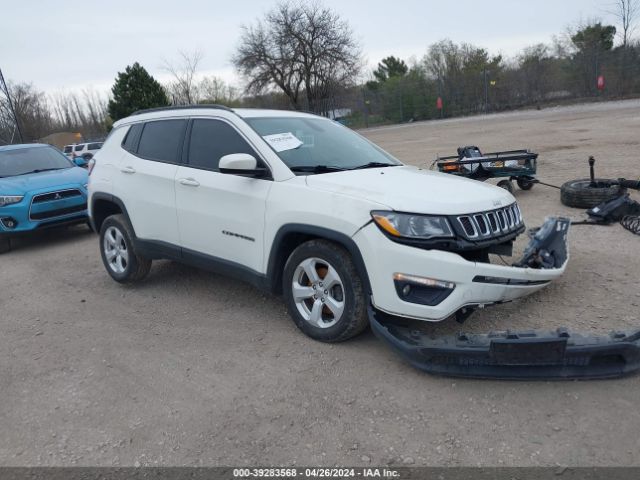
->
xmin=263 ymin=132 xmax=303 ymax=152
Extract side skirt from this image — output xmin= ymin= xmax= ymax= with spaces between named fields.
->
xmin=135 ymin=238 xmax=270 ymax=292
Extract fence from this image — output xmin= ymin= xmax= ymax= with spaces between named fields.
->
xmin=244 ymin=47 xmax=640 ymax=129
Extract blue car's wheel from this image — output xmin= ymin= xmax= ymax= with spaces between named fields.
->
xmin=99 ymin=214 xmax=151 ymax=283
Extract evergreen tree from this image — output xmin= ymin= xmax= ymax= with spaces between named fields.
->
xmin=107 ymin=62 xmax=169 ymax=121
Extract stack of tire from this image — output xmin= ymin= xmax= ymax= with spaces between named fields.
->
xmin=560 ymin=179 xmax=626 ymax=208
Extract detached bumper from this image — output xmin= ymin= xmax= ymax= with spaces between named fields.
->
xmin=370 ymin=307 xmax=640 ymax=380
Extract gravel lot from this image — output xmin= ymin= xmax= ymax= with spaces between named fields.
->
xmin=2 ymin=100 xmax=640 ymax=467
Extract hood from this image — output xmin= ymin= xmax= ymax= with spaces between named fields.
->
xmin=0 ymin=167 xmax=88 ymax=195
xmin=305 ymin=165 xmax=515 ymax=215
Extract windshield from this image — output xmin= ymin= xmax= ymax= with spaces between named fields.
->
xmin=0 ymin=146 xmax=73 ymax=177
xmin=245 ymin=116 xmax=401 ymax=172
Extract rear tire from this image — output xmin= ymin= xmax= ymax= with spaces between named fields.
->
xmin=0 ymin=236 xmax=11 ymax=254
xmin=282 ymin=239 xmax=368 ymax=342
xmin=560 ymin=178 xmax=625 ymax=209
xmin=516 ymin=177 xmax=534 ymax=190
xmin=99 ymin=214 xmax=151 ymax=283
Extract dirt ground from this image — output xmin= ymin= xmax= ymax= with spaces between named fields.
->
xmin=1 ymin=100 xmax=640 ymax=467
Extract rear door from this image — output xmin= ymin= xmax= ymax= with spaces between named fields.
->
xmin=112 ymin=119 xmax=187 ymax=246
xmin=174 ymin=118 xmax=272 ymax=273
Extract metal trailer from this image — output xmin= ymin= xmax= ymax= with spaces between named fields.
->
xmin=434 ymin=146 xmax=538 ymax=194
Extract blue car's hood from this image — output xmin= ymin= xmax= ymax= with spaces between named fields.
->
xmin=0 ymin=167 xmax=87 ymax=195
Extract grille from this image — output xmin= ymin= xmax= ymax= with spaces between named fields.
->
xmin=32 ymin=189 xmax=82 ymax=204
xmin=455 ymin=203 xmax=524 ymax=241
xmin=474 ymin=214 xmax=489 ymax=235
xmin=30 ymin=204 xmax=86 ymax=221
xmin=459 ymin=216 xmax=476 ymax=237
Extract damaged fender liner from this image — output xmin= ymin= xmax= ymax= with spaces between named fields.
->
xmin=370 ymin=306 xmax=640 ymax=379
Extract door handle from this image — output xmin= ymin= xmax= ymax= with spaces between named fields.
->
xmin=120 ymin=166 xmax=136 ymax=174
xmin=178 ymin=178 xmax=200 ymax=187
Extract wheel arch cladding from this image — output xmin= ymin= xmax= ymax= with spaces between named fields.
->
xmin=267 ymin=224 xmax=372 ymax=296
xmin=91 ymin=194 xmax=130 ymax=234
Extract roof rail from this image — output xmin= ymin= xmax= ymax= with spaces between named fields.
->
xmin=131 ymin=104 xmax=233 ymax=116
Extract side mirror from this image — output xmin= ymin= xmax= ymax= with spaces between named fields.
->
xmin=73 ymin=157 xmax=88 ymax=167
xmin=219 ymin=153 xmax=267 ymax=178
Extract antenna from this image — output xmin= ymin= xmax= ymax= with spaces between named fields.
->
xmin=0 ymin=67 xmax=24 ymax=144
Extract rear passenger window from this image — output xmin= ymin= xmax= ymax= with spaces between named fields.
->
xmin=74 ymin=144 xmax=84 ymax=151
xmin=137 ymin=120 xmax=186 ymax=163
xmin=187 ymin=119 xmax=259 ymax=171
xmin=122 ymin=124 xmax=143 ymax=153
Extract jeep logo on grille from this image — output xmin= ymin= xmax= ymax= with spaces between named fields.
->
xmin=493 ymin=199 xmax=502 ymax=207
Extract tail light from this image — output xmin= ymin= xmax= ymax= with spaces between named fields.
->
xmin=87 ymin=158 xmax=96 ymax=176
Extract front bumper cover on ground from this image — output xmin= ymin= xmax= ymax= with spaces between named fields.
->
xmin=370 ymin=307 xmax=640 ymax=379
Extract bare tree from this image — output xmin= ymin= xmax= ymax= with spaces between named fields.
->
xmin=609 ymin=0 xmax=639 ymax=47
xmin=233 ymin=1 xmax=362 ymax=111
xmin=199 ymin=76 xmax=239 ymax=105
xmin=163 ymin=50 xmax=204 ymax=105
xmin=0 ymin=82 xmax=53 ymax=143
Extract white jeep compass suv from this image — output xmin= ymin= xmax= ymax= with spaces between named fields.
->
xmin=88 ymin=105 xmax=568 ymax=342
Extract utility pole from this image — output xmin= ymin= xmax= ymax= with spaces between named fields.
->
xmin=0 ymin=67 xmax=24 ymax=143
xmin=483 ymin=68 xmax=489 ymax=114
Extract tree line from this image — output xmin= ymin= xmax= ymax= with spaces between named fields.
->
xmin=1 ymin=0 xmax=639 ymax=144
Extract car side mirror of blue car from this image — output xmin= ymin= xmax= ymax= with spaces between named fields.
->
xmin=73 ymin=157 xmax=88 ymax=168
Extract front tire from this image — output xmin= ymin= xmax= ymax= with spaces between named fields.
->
xmin=99 ymin=214 xmax=151 ymax=283
xmin=283 ymin=239 xmax=368 ymax=342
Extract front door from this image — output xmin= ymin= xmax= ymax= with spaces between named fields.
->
xmin=175 ymin=118 xmax=272 ymax=273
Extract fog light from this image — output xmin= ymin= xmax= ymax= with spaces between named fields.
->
xmin=393 ymin=273 xmax=455 ymax=290
xmin=1 ymin=217 xmax=18 ymax=229
xmin=393 ymin=273 xmax=455 ymax=306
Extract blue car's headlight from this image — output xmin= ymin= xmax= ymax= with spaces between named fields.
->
xmin=0 ymin=196 xmax=23 ymax=207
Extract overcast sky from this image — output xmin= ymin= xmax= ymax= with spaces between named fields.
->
xmin=0 ymin=0 xmax=617 ymax=96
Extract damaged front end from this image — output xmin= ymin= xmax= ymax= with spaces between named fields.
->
xmin=370 ymin=217 xmax=640 ymax=379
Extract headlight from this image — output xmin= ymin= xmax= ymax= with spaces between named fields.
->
xmin=0 ymin=196 xmax=23 ymax=207
xmin=371 ymin=211 xmax=454 ymax=239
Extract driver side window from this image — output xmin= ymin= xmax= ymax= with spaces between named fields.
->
xmin=187 ymin=119 xmax=259 ymax=171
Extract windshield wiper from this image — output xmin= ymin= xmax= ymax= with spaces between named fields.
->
xmin=349 ymin=162 xmax=398 ymax=170
xmin=289 ymin=165 xmax=349 ymax=174
xmin=22 ymin=167 xmax=66 ymax=174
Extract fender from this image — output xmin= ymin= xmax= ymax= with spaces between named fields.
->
xmin=266 ymin=223 xmax=372 ymax=295
xmin=90 ymin=192 xmax=133 ymax=234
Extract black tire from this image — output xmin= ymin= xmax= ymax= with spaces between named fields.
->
xmin=560 ymin=178 xmax=626 ymax=209
xmin=516 ymin=177 xmax=534 ymax=190
xmin=0 ymin=236 xmax=11 ymax=254
xmin=497 ymin=179 xmax=514 ymax=194
xmin=99 ymin=214 xmax=151 ymax=283
xmin=282 ymin=239 xmax=369 ymax=342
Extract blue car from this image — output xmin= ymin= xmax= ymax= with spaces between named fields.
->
xmin=0 ymin=143 xmax=89 ymax=253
